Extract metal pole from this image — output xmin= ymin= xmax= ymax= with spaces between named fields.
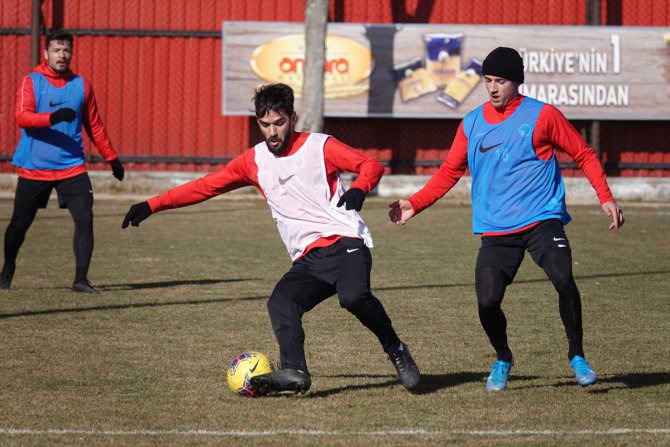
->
xmin=590 ymin=120 xmax=602 ymax=160
xmin=586 ymin=0 xmax=601 ymax=25
xmin=31 ymin=0 xmax=42 ymax=68
xmin=585 ymin=0 xmax=602 ymax=161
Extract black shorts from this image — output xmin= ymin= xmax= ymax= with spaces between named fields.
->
xmin=14 ymin=173 xmax=93 ymax=210
xmin=475 ymin=219 xmax=572 ymax=282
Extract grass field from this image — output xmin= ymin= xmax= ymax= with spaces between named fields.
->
xmin=0 ymin=195 xmax=669 ymax=446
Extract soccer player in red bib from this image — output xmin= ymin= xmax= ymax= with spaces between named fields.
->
xmin=1 ymin=30 xmax=124 ymax=293
xmin=389 ymin=47 xmax=625 ymax=391
xmin=122 ymin=83 xmax=420 ymax=394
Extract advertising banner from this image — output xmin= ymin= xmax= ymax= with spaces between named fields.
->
xmin=223 ymin=22 xmax=670 ymax=120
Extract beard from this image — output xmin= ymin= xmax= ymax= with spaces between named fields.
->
xmin=50 ymin=60 xmax=70 ymax=74
xmin=266 ymin=129 xmax=292 ymax=155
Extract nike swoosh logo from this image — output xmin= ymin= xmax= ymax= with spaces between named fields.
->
xmin=49 ymin=101 xmax=65 ymax=107
xmin=558 ymin=244 xmax=567 ymax=248
xmin=278 ymin=174 xmax=295 ymax=185
xmin=249 ymin=360 xmax=260 ymax=373
xmin=346 ymin=248 xmax=360 ymax=253
xmin=553 ymin=237 xmax=566 ymax=241
xmin=479 ymin=142 xmax=503 ymax=153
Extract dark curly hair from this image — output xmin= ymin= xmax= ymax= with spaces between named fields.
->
xmin=253 ymin=83 xmax=294 ymax=118
xmin=45 ymin=30 xmax=74 ymax=49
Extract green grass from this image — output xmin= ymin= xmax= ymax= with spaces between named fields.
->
xmin=0 ymin=196 xmax=669 ymax=446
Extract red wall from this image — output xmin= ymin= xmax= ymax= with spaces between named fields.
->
xmin=1 ymin=0 xmax=667 ymax=176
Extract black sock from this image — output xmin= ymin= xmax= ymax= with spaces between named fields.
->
xmin=495 ymin=346 xmax=514 ymax=363
xmin=1 ymin=261 xmax=16 ymax=276
xmin=75 ymin=267 xmax=88 ymax=283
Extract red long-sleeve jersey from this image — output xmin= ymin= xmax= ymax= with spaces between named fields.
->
xmin=15 ymin=62 xmax=119 ymax=181
xmin=148 ymin=131 xmax=384 ymax=255
xmin=408 ymin=95 xmax=614 ymax=235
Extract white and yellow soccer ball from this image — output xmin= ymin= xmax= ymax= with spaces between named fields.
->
xmin=226 ymin=351 xmax=275 ymax=396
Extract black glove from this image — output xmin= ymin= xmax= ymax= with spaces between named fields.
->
xmin=336 ymin=188 xmax=366 ymax=211
xmin=49 ymin=107 xmax=76 ymax=125
xmin=122 ymin=201 xmax=152 ymax=229
xmin=110 ymin=158 xmax=125 ymax=181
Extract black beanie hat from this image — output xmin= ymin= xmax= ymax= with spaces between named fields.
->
xmin=482 ymin=47 xmax=524 ymax=84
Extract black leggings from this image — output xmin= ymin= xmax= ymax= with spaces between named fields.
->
xmin=3 ymin=194 xmax=94 ymax=280
xmin=267 ymin=238 xmax=400 ymax=373
xmin=475 ymin=221 xmax=584 ymax=362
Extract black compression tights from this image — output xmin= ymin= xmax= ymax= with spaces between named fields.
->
xmin=3 ymin=196 xmax=94 ymax=281
xmin=476 ymin=255 xmax=584 ymax=362
xmin=3 ymin=207 xmax=38 ymax=273
xmin=541 ymin=250 xmax=584 ymax=360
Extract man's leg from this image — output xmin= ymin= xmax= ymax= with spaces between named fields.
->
xmin=66 ymin=195 xmax=95 ymax=287
xmin=57 ymin=174 xmax=96 ymax=293
xmin=329 ymin=238 xmax=418 ymax=390
xmin=475 ymin=236 xmax=524 ymax=363
xmin=1 ymin=206 xmax=39 ymax=289
xmin=252 ymin=264 xmax=332 ymax=394
xmin=333 ymin=238 xmax=401 ymax=353
xmin=476 ymin=236 xmax=524 ymax=391
xmin=1 ymin=178 xmax=51 ymax=290
xmin=475 ymin=265 xmax=513 ymax=362
xmin=527 ymin=220 xmax=585 ymax=361
xmin=527 ymin=220 xmax=597 ymax=386
xmin=267 ymin=267 xmax=333 ymax=374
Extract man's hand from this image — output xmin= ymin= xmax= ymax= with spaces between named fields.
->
xmin=337 ymin=188 xmax=366 ymax=211
xmin=122 ymin=202 xmax=152 ymax=229
xmin=388 ymin=199 xmax=415 ymax=225
xmin=49 ymin=108 xmax=76 ymax=125
xmin=601 ymin=201 xmax=625 ymax=230
xmin=110 ymin=158 xmax=125 ymax=181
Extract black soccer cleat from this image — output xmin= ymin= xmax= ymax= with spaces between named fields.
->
xmin=71 ymin=280 xmax=100 ymax=294
xmin=388 ymin=342 xmax=420 ymax=391
xmin=0 ymin=269 xmax=14 ymax=290
xmin=250 ymin=368 xmax=311 ymax=395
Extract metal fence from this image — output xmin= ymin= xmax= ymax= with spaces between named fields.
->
xmin=0 ymin=0 xmax=668 ymax=176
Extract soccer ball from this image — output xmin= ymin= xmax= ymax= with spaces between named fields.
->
xmin=226 ymin=351 xmax=275 ymax=396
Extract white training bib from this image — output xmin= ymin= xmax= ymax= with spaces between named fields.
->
xmin=255 ymin=133 xmax=372 ymax=260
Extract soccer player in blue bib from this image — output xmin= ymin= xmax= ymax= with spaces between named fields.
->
xmin=389 ymin=47 xmax=625 ymax=391
xmin=1 ymin=30 xmax=124 ymax=293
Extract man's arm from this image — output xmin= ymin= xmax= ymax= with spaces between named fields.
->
xmin=81 ymin=81 xmax=120 ymax=162
xmin=538 ymin=105 xmax=614 ymax=203
xmin=324 ymin=137 xmax=383 ymax=211
xmin=324 ymin=137 xmax=383 ymax=194
xmin=389 ymin=124 xmax=467 ymax=224
xmin=410 ymin=121 xmax=468 ymax=204
xmin=15 ymin=76 xmax=52 ymax=128
xmin=538 ymin=105 xmax=624 ymax=230
xmin=122 ymin=151 xmax=257 ymax=228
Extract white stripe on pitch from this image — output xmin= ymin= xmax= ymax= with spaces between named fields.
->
xmin=1 ymin=427 xmax=669 ymax=437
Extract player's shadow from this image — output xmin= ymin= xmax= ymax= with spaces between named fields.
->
xmin=96 ymin=278 xmax=253 ymax=291
xmin=302 ymin=371 xmax=525 ymax=397
xmin=586 ymin=372 xmax=670 ymax=394
xmin=512 ymin=371 xmax=670 ymax=392
xmin=374 ymin=269 xmax=670 ymax=293
xmin=412 ymin=372 xmax=541 ymax=395
xmin=279 ymin=374 xmax=400 ymax=398
xmin=0 ymin=280 xmax=266 ymax=319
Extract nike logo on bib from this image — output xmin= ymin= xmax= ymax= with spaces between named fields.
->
xmin=49 ymin=101 xmax=65 ymax=107
xmin=479 ymin=142 xmax=503 ymax=153
xmin=278 ymin=174 xmax=296 ymax=185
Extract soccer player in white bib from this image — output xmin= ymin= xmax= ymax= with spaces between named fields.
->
xmin=123 ymin=83 xmax=420 ymax=394
xmin=389 ymin=47 xmax=625 ymax=392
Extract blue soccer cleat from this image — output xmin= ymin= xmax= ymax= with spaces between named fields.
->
xmin=570 ymin=355 xmax=597 ymax=386
xmin=485 ymin=358 xmax=514 ymax=392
